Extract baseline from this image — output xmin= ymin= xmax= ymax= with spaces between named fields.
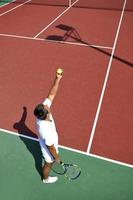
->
xmin=0 ymin=127 xmax=132 ymax=169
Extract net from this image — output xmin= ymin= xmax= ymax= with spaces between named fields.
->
xmin=71 ymin=0 xmax=133 ymax=11
xmin=3 ymin=0 xmax=133 ymax=11
xmin=11 ymin=0 xmax=71 ymax=7
xmin=31 ymin=0 xmax=70 ymax=7
xmin=0 ymin=0 xmax=71 ymax=7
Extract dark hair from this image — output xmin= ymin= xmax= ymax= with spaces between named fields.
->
xmin=33 ymin=103 xmax=48 ymax=120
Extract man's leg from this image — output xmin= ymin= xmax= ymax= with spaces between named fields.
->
xmin=43 ymin=161 xmax=52 ymax=179
xmin=42 ymin=161 xmax=58 ymax=183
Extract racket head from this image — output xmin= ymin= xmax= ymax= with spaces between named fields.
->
xmin=51 ymin=162 xmax=66 ymax=175
xmin=63 ymin=163 xmax=81 ymax=180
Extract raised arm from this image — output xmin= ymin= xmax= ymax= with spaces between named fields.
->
xmin=47 ymin=68 xmax=63 ymax=103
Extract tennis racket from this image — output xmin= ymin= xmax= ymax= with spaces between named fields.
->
xmin=51 ymin=161 xmax=81 ymax=180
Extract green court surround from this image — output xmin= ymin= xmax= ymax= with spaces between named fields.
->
xmin=0 ymin=131 xmax=133 ymax=200
xmin=0 ymin=0 xmax=12 ymax=6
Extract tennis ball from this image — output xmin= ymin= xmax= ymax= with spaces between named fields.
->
xmin=57 ymin=68 xmax=63 ymax=75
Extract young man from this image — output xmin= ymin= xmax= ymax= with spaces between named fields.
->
xmin=34 ymin=68 xmax=63 ymax=183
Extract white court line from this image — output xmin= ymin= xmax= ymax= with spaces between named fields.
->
xmin=86 ymin=0 xmax=127 ymax=153
xmin=0 ymin=127 xmax=133 ymax=169
xmin=0 ymin=33 xmax=113 ymax=50
xmin=0 ymin=33 xmax=38 ymax=40
xmin=43 ymin=39 xmax=113 ymax=50
xmin=34 ymin=0 xmax=80 ymax=38
xmin=0 ymin=0 xmax=16 ymax=8
xmin=0 ymin=0 xmax=31 ymax=17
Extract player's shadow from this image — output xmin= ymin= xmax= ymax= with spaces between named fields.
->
xmin=13 ymin=107 xmax=43 ymax=180
xmin=46 ymin=24 xmax=133 ymax=68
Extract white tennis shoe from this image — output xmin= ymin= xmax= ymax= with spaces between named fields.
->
xmin=43 ymin=176 xmax=58 ymax=184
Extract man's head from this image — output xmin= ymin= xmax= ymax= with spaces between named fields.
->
xmin=34 ymin=103 xmax=48 ymax=120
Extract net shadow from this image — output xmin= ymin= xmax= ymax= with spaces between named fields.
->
xmin=46 ymin=24 xmax=133 ymax=68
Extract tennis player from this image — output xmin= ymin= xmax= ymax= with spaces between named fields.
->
xmin=34 ymin=68 xmax=63 ymax=183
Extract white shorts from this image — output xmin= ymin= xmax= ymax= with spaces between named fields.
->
xmin=39 ymin=138 xmax=58 ymax=163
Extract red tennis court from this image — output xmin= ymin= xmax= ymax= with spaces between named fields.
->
xmin=0 ymin=0 xmax=133 ymax=168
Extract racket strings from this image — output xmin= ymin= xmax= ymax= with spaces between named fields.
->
xmin=65 ymin=165 xmax=81 ymax=180
xmin=51 ymin=162 xmax=81 ymax=180
xmin=51 ymin=162 xmax=66 ymax=175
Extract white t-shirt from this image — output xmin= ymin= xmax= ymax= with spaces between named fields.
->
xmin=36 ymin=98 xmax=59 ymax=158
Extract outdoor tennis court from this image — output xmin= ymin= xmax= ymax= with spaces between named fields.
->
xmin=0 ymin=0 xmax=133 ymax=199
